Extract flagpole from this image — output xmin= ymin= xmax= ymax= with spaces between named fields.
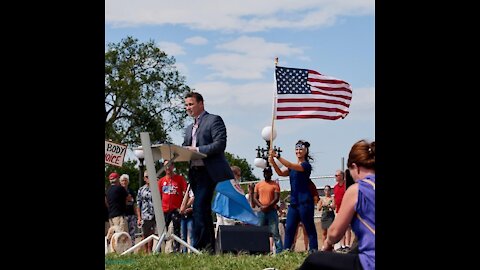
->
xmin=180 ymin=184 xmax=191 ymax=212
xmin=269 ymin=57 xmax=278 ymax=153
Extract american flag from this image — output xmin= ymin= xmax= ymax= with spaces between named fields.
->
xmin=275 ymin=66 xmax=352 ymax=120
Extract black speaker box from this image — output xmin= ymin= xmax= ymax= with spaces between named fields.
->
xmin=217 ymin=225 xmax=270 ymax=254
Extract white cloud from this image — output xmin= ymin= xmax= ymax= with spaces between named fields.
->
xmin=157 ymin=41 xmax=185 ymax=56
xmin=343 ymin=86 xmax=375 ymax=121
xmin=106 ymin=0 xmax=375 ymax=32
xmin=195 ymin=53 xmax=268 ymax=80
xmin=195 ymin=36 xmax=305 ymax=80
xmin=193 ymin=81 xmax=274 ymax=108
xmin=185 ymin=36 xmax=208 ymax=45
xmin=216 ymin=36 xmax=304 ymax=57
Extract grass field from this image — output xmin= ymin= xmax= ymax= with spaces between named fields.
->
xmin=105 ymin=251 xmax=309 ymax=270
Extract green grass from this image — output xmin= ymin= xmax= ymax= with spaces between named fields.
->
xmin=105 ymin=252 xmax=309 ymax=270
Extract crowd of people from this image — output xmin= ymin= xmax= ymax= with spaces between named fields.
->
xmin=104 ymin=91 xmax=375 ymax=270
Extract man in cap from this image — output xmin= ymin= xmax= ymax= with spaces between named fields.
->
xmin=106 ymin=172 xmax=129 ymax=233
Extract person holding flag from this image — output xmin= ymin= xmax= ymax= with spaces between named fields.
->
xmin=269 ymin=140 xmax=318 ymax=253
xmin=263 ymin=60 xmax=352 ymax=256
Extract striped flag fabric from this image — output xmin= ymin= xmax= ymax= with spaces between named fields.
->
xmin=275 ymin=66 xmax=352 ymax=120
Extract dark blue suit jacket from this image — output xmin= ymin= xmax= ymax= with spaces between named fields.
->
xmin=182 ymin=111 xmax=234 ymax=183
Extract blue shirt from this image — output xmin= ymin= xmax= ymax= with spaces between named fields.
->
xmin=288 ymin=161 xmax=312 ymax=205
xmin=352 ymin=174 xmax=375 ymax=270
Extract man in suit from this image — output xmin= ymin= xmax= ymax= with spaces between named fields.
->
xmin=183 ymin=92 xmax=234 ymax=253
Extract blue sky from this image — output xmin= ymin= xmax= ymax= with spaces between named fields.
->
xmin=105 ymin=0 xmax=375 ymax=184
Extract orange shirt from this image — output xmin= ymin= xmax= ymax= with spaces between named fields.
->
xmin=254 ymin=180 xmax=280 ymax=206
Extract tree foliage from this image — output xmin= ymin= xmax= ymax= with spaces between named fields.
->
xmin=105 ymin=36 xmax=191 ymax=146
xmin=225 ymin=152 xmax=259 ymax=182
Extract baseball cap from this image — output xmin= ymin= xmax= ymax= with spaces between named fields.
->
xmin=108 ymin=172 xmax=120 ymax=180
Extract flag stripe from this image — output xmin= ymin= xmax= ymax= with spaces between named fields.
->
xmin=308 ymin=71 xmax=348 ymax=83
xmin=277 ymin=106 xmax=349 ymax=114
xmin=308 ymin=78 xmax=351 ymax=87
xmin=278 ymin=103 xmax=349 ymax=112
xmin=277 ymin=114 xmax=344 ymax=120
xmin=277 ymin=93 xmax=350 ymax=102
xmin=276 ymin=109 xmax=348 ymax=116
xmin=310 ymin=85 xmax=352 ymax=94
xmin=277 ymin=98 xmax=350 ymax=107
xmin=275 ymin=66 xmax=352 ymax=120
xmin=310 ymin=89 xmax=352 ymax=100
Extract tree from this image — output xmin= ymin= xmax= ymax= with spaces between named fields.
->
xmin=105 ymin=36 xmax=191 ymax=146
xmin=225 ymin=152 xmax=259 ymax=182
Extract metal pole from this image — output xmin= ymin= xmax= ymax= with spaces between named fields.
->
xmin=140 ymin=132 xmax=167 ymax=253
xmin=138 ymin=158 xmax=144 ymax=188
xmin=121 ymin=234 xmax=160 ymax=255
xmin=341 ymin=157 xmax=344 ymax=172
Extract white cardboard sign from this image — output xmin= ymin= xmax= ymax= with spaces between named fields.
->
xmin=105 ymin=141 xmax=127 ymax=167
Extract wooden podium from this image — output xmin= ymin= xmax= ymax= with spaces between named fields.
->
xmin=121 ymin=132 xmax=206 ymax=255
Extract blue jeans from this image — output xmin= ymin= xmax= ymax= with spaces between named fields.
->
xmin=164 ymin=210 xmax=182 ymax=252
xmin=189 ymin=167 xmax=216 ymax=253
xmin=126 ymin=215 xmax=137 ymax=246
xmin=284 ymin=203 xmax=318 ymax=251
xmin=257 ymin=209 xmax=283 ymax=253
xmin=181 ymin=215 xmax=194 ymax=253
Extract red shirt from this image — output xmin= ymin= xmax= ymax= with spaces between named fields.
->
xmin=333 ymin=182 xmax=346 ymax=213
xmin=158 ymin=174 xmax=187 ymax=213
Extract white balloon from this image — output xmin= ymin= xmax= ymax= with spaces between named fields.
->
xmin=261 ymin=126 xmax=277 ymax=141
xmin=254 ymin=158 xmax=267 ymax=168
